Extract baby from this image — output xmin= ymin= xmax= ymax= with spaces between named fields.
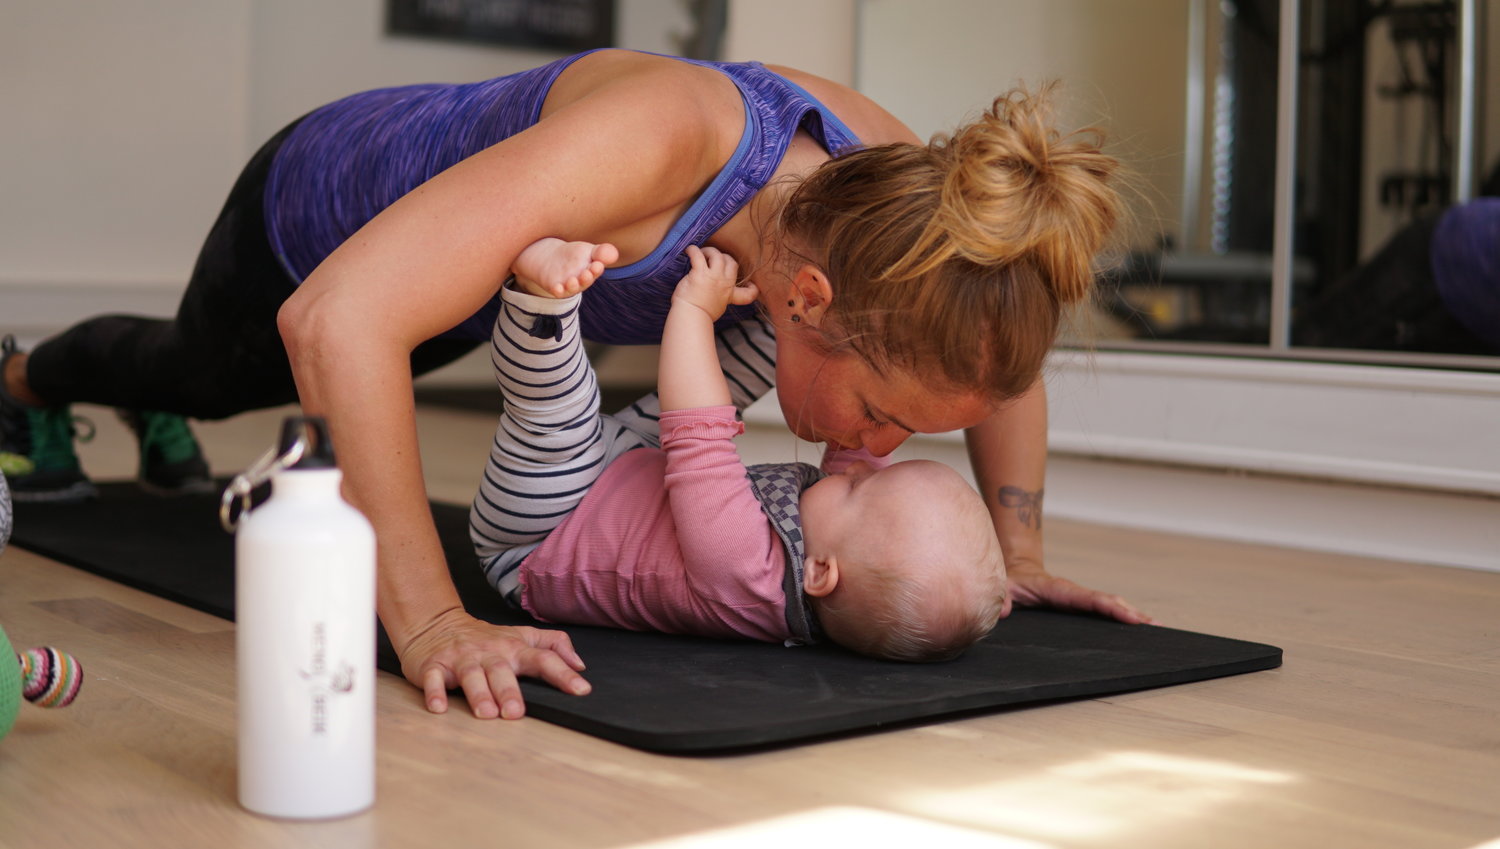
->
xmin=469 ymin=238 xmax=1006 ymax=661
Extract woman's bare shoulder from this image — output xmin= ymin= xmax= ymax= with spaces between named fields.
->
xmin=546 ymin=50 xmax=740 ymax=118
xmin=540 ymin=50 xmax=749 ymax=163
xmin=765 ymin=63 xmax=921 ymax=146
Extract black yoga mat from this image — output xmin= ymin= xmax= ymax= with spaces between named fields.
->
xmin=11 ymin=481 xmax=1282 ymax=754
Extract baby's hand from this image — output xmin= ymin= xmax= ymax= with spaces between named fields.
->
xmin=511 ymin=238 xmax=619 ymax=299
xmin=671 ymin=245 xmax=757 ymax=320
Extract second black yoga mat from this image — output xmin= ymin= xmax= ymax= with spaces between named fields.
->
xmin=10 ymin=481 xmax=1282 ymax=754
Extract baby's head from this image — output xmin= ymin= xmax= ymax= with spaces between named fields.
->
xmin=798 ymin=459 xmax=1006 ymax=661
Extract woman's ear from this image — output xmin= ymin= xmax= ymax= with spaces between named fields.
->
xmin=790 ymin=264 xmax=834 ymax=328
xmin=803 ymin=554 xmax=840 ymax=598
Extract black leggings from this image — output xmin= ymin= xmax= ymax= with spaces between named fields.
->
xmin=25 ymin=120 xmax=478 ymax=420
xmin=1289 ymin=212 xmax=1493 ymax=355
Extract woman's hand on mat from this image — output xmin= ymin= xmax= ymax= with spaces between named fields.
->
xmin=1005 ymin=561 xmax=1156 ymax=625
xmin=402 ymin=609 xmax=591 ymax=719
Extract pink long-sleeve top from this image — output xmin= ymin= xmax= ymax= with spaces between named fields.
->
xmin=518 ymin=406 xmax=793 ymax=642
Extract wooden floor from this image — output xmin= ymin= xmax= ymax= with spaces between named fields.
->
xmin=2 ymin=404 xmax=1498 ymax=849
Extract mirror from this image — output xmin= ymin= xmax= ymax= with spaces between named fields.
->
xmin=855 ymin=0 xmax=1498 ymax=368
xmin=1288 ymin=0 xmax=1498 ymax=360
xmin=1100 ymin=0 xmax=1283 ymax=348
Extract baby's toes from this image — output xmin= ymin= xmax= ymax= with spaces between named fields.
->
xmin=592 ymin=243 xmax=619 ymax=266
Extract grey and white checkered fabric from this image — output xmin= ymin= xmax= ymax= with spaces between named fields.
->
xmin=745 ymin=462 xmax=826 ymax=645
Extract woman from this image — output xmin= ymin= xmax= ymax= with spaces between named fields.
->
xmin=0 ymin=49 xmax=1150 ymax=720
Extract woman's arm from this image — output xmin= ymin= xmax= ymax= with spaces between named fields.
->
xmin=278 ymin=63 xmax=748 ymax=719
xmin=964 ymin=378 xmax=1154 ymax=624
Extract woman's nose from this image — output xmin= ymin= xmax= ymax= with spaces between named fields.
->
xmin=858 ymin=428 xmax=907 ymax=457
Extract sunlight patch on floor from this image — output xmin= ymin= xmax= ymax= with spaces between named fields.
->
xmin=616 ymin=806 xmax=1051 ymax=849
xmin=895 ymin=751 xmax=1296 ymax=841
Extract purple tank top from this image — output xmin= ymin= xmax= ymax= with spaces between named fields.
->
xmin=263 ymin=50 xmax=863 ymax=344
xmin=1431 ymin=198 xmax=1500 ymax=348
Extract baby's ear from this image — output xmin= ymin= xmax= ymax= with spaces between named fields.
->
xmin=802 ymin=555 xmax=840 ymax=597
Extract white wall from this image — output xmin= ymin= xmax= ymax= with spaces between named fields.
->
xmin=247 ymin=0 xmax=710 ymax=144
xmin=245 ymin=0 xmax=564 ymax=151
xmin=0 ymin=0 xmax=702 ymax=339
xmin=724 ymin=0 xmax=855 ymax=85
xmin=0 ymin=2 xmax=250 ymax=292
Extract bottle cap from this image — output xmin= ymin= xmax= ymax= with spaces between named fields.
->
xmin=278 ymin=416 xmax=338 ymax=470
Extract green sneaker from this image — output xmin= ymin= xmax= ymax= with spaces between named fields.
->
xmin=117 ymin=409 xmax=214 ymax=495
xmin=1 ymin=335 xmax=97 ymax=503
xmin=0 ymin=408 xmax=98 ymax=504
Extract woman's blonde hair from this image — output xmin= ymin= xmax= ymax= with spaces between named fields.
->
xmin=778 ymin=85 xmax=1120 ymax=400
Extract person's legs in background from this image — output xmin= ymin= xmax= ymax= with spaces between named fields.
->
xmin=0 ymin=123 xmax=301 ymax=501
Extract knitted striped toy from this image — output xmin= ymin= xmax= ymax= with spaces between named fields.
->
xmin=19 ymin=646 xmax=83 ymax=708
xmin=1 ymin=449 xmax=83 ymax=739
xmin=0 ymin=625 xmax=82 ymax=740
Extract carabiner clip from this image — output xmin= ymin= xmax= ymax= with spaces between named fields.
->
xmin=218 ymin=433 xmax=308 ymax=533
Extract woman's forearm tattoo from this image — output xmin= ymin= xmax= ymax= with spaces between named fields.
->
xmin=997 ymin=486 xmax=1044 ymax=530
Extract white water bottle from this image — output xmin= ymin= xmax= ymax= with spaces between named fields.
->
xmin=233 ymin=416 xmax=375 ymax=819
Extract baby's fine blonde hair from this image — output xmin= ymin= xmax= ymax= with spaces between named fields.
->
xmin=809 ymin=464 xmax=1007 ymax=663
xmin=779 ymin=85 xmax=1120 ymax=400
xmin=824 ymin=557 xmax=1006 ymax=663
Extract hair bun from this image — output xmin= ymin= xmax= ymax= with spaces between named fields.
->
xmin=775 ymin=84 xmax=1123 ymax=402
xmin=928 ymin=85 xmax=1119 ymax=304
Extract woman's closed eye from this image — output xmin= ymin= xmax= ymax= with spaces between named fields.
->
xmin=863 ymin=403 xmax=911 ymax=434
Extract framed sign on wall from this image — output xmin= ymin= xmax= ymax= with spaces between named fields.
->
xmin=387 ymin=0 xmax=614 ymax=52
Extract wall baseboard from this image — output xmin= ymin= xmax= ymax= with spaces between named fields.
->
xmin=1043 ymin=454 xmax=1500 ymax=573
xmin=3 ymin=280 xmax=184 ymax=347
xmin=745 ymin=350 xmax=1500 ymax=497
xmin=1048 ymin=351 xmax=1500 ymax=496
xmin=738 ymin=415 xmax=1500 ymax=574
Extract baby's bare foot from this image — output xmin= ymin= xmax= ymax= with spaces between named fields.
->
xmin=511 ymin=238 xmax=619 ymax=299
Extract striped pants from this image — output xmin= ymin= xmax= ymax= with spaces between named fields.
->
xmin=469 ymin=284 xmax=776 ymax=599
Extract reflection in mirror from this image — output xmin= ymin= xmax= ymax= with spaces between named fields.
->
xmin=856 ymin=0 xmax=1284 ymax=349
xmin=857 ymin=0 xmax=1496 ymax=367
xmin=1095 ymin=0 xmax=1285 ymax=348
xmin=1289 ymin=0 xmax=1498 ymax=360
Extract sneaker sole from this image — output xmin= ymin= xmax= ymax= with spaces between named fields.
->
xmin=8 ymin=480 xmax=99 ymax=503
xmin=139 ymin=477 xmax=218 ymax=497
